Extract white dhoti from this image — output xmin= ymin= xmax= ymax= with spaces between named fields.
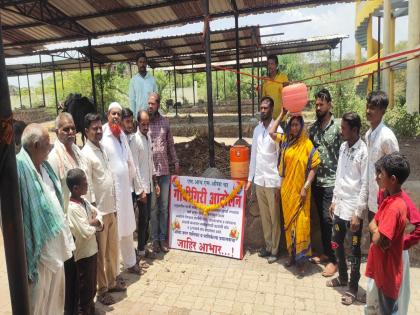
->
xmin=120 ymin=234 xmax=136 ymax=269
xmin=29 ymin=262 xmax=65 ymax=315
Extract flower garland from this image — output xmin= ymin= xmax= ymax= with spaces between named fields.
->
xmin=173 ymin=178 xmax=244 ymax=216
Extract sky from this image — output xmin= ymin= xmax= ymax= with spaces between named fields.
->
xmin=7 ymin=2 xmax=408 ymax=87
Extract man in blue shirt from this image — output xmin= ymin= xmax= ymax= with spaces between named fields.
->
xmin=128 ymin=52 xmax=158 ymax=117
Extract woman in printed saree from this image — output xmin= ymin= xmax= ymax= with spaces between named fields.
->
xmin=269 ymin=110 xmax=320 ymax=276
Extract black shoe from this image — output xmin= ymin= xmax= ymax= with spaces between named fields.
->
xmin=258 ymin=248 xmax=271 ymax=257
xmin=267 ymin=255 xmax=278 ymax=264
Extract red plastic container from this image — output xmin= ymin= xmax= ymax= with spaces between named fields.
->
xmin=282 ymin=83 xmax=308 ymax=115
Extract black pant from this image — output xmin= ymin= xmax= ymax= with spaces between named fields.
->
xmin=77 ymin=254 xmax=97 ymax=315
xmin=332 ymin=216 xmax=363 ymax=292
xmin=313 ymin=186 xmax=336 ymax=264
xmin=64 ymin=256 xmax=79 ymax=315
xmin=137 ymin=193 xmax=151 ymax=252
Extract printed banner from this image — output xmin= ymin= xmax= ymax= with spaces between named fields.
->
xmin=168 ymin=176 xmax=245 ymax=259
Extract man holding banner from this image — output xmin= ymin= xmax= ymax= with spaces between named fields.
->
xmin=246 ymin=96 xmax=283 ymax=264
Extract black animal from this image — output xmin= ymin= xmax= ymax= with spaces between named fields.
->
xmin=63 ymin=93 xmax=96 ymax=144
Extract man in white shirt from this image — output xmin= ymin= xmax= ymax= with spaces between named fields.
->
xmin=128 ymin=52 xmax=158 ymax=117
xmin=101 ymin=102 xmax=143 ymax=275
xmin=81 ymin=113 xmax=126 ymax=305
xmin=245 ymin=96 xmax=283 ymax=264
xmin=17 ymin=124 xmax=75 ymax=315
xmin=130 ymin=110 xmax=160 ymax=259
xmin=327 ymin=112 xmax=367 ymax=305
xmin=363 ymin=91 xmax=399 ymax=221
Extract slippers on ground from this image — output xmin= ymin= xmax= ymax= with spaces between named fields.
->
xmin=97 ymin=293 xmax=115 ymax=306
xmin=341 ymin=292 xmax=357 ymax=305
xmin=326 ymin=277 xmax=348 ymax=287
xmin=139 ymin=260 xmax=150 ymax=269
xmin=108 ymin=282 xmax=127 ymax=293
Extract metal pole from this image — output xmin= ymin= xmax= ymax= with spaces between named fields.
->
xmin=252 ymin=56 xmax=255 ymax=117
xmin=17 ymin=75 xmax=22 ymax=109
xmin=39 ymin=54 xmax=46 ymax=107
xmin=0 ymin=21 xmax=31 ymax=315
xmin=129 ymin=62 xmax=133 ymax=78
xmin=329 ymin=49 xmax=332 ymax=79
xmin=192 ymin=60 xmax=196 ymax=106
xmin=181 ymin=73 xmax=185 ymax=105
xmin=52 ymin=56 xmax=59 ymax=115
xmin=339 ymin=39 xmax=343 ymax=117
xmin=223 ymin=70 xmax=226 ymax=102
xmin=60 ymin=69 xmax=65 ymax=100
xmin=203 ymin=0 xmax=215 ymax=167
xmin=25 ymin=65 xmax=32 ymax=108
xmin=168 ymin=71 xmax=172 ymax=99
xmin=88 ymin=37 xmax=98 ymax=109
xmin=234 ymin=12 xmax=242 ymax=139
xmin=377 ymin=16 xmax=381 ymax=90
xmin=215 ymin=70 xmax=219 ymax=105
xmin=173 ymin=61 xmax=178 ymax=116
xmin=78 ymin=51 xmax=82 ymax=93
xmin=99 ymin=63 xmax=105 ymax=114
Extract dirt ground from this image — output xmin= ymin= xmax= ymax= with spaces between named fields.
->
xmin=399 ymin=137 xmax=420 ymax=180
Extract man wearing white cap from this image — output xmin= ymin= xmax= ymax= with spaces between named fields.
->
xmin=101 ymin=102 xmax=143 ymax=274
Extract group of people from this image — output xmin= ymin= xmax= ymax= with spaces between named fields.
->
xmin=15 ymin=53 xmax=180 ymax=315
xmin=248 ymin=78 xmax=420 ymax=314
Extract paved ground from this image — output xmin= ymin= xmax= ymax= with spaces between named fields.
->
xmin=1 ymin=231 xmax=420 ymax=315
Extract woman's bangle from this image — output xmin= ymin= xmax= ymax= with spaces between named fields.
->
xmin=303 ymin=181 xmax=311 ymax=191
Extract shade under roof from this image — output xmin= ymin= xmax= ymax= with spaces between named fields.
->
xmin=1 ymin=0 xmax=353 ymax=57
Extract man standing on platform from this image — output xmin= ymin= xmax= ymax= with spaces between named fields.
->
xmin=246 ymin=96 xmax=283 ymax=264
xmin=81 ymin=113 xmax=126 ymax=306
xmin=262 ymin=54 xmax=289 ymax=119
xmin=148 ymin=92 xmax=179 ymax=253
xmin=129 ymin=52 xmax=157 ymax=117
xmin=101 ymin=102 xmax=143 ymax=275
xmin=17 ymin=124 xmax=75 ymax=315
xmin=308 ymin=88 xmax=341 ymax=277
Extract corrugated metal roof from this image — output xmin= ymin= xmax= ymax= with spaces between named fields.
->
xmin=1 ymin=0 xmax=353 ymax=57
xmin=6 ymin=34 xmax=347 ymax=75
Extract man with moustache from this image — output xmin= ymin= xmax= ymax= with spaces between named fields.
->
xmin=48 ymin=112 xmax=86 ymax=315
xmin=130 ymin=110 xmax=160 ymax=260
xmin=148 ymin=92 xmax=179 ymax=253
xmin=81 ymin=113 xmax=126 ymax=305
xmin=17 ymin=123 xmax=75 ymax=315
xmin=129 ymin=52 xmax=157 ymax=117
xmin=245 ymin=96 xmax=283 ymax=264
xmin=101 ymin=102 xmax=143 ymax=274
xmin=308 ymin=88 xmax=341 ymax=277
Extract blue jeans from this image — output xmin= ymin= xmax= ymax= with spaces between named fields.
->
xmin=150 ymin=175 xmax=170 ymax=241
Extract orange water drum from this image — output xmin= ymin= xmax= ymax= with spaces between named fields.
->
xmin=230 ymin=145 xmax=250 ymax=181
xmin=282 ymin=83 xmax=308 ymax=115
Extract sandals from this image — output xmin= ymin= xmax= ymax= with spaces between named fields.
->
xmin=108 ymin=281 xmax=127 ymax=293
xmin=127 ymin=264 xmax=144 ymax=275
xmin=284 ymin=257 xmax=296 ymax=268
xmin=341 ymin=291 xmax=357 ymax=305
xmin=97 ymin=293 xmax=115 ymax=305
xmin=326 ymin=277 xmax=348 ymax=287
xmin=309 ymin=255 xmax=328 ymax=264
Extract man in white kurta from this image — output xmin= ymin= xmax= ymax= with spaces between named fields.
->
xmin=17 ymin=124 xmax=75 ymax=315
xmin=101 ymin=102 xmax=142 ymax=274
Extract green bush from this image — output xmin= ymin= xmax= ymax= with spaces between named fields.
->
xmin=384 ymin=103 xmax=420 ymax=137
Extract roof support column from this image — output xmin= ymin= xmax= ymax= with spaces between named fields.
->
xmin=52 ymin=56 xmax=59 ymax=115
xmin=25 ymin=65 xmax=32 ymax=108
xmin=0 ymin=21 xmax=30 ymax=315
xmin=39 ymin=54 xmax=46 ymax=107
xmin=215 ymin=70 xmax=219 ymax=105
xmin=192 ymin=60 xmax=196 ymax=107
xmin=223 ymin=69 xmax=226 ymax=103
xmin=376 ymin=16 xmax=381 ymax=91
xmin=234 ymin=11 xmax=242 ymax=139
xmin=88 ymin=37 xmax=97 ymax=110
xmin=17 ymin=75 xmax=22 ymax=109
xmin=173 ymin=60 xmax=178 ymax=116
xmin=203 ymin=0 xmax=215 ymax=167
xmin=406 ymin=0 xmax=419 ymax=113
xmin=181 ymin=72 xmax=184 ymax=105
xmin=251 ymin=56 xmax=255 ymax=117
xmin=99 ymin=63 xmax=105 ymax=115
xmin=60 ymin=69 xmax=65 ymax=100
xmin=382 ymin=0 xmax=395 ymax=106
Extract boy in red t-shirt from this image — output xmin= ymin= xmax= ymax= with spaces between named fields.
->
xmin=365 ymin=153 xmax=410 ymax=315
